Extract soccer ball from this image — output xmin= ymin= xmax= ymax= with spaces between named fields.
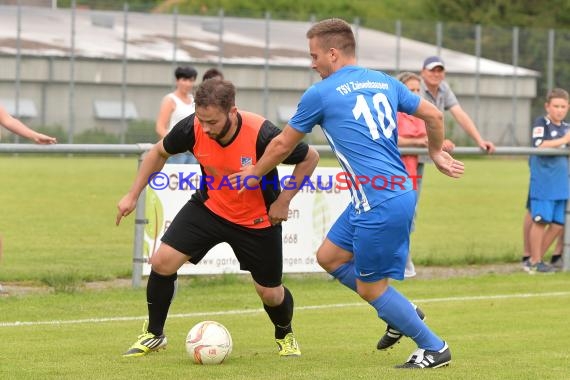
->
xmin=185 ymin=321 xmax=233 ymax=364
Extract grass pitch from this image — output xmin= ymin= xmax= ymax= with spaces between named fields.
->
xmin=0 ymin=155 xmax=568 ymax=379
xmin=1 ymin=273 xmax=569 ymax=379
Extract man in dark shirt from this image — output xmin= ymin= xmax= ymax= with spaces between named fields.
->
xmin=116 ymin=79 xmax=319 ymax=358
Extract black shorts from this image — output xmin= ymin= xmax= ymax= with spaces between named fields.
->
xmin=161 ymin=199 xmax=283 ymax=287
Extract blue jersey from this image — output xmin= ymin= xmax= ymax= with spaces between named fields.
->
xmin=289 ymin=65 xmax=420 ymax=212
xmin=529 ymin=116 xmax=570 ymax=200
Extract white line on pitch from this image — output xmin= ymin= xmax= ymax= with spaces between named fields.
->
xmin=1 ymin=291 xmax=569 ymax=328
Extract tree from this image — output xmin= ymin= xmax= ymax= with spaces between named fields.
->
xmin=424 ymin=0 xmax=570 ymax=28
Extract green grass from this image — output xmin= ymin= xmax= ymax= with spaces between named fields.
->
xmin=412 ymin=156 xmax=529 ymax=265
xmin=1 ymin=274 xmax=569 ymax=379
xmin=0 ymin=156 xmax=530 ymax=283
xmin=0 ymin=156 xmax=136 ymax=282
xmin=1 ymin=155 xmax=568 ymax=379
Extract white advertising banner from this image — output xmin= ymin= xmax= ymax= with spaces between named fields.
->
xmin=142 ymin=164 xmax=351 ymax=275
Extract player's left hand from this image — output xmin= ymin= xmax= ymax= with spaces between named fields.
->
xmin=431 ymin=150 xmax=464 ymax=178
xmin=268 ymin=198 xmax=290 ymax=225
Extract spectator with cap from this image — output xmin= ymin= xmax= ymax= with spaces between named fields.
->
xmin=420 ymin=56 xmax=495 ymax=153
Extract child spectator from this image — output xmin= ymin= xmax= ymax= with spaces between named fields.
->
xmin=527 ymin=88 xmax=570 ymax=273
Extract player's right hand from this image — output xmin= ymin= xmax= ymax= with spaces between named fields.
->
xmin=431 ymin=150 xmax=464 ymax=179
xmin=116 ymin=194 xmax=137 ymax=226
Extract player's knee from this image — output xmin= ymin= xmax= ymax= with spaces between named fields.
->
xmin=356 ymin=279 xmax=389 ymax=302
xmin=316 ymin=244 xmax=350 ymax=272
xmin=150 ymin=256 xmax=177 ymax=276
xmin=316 ymin=250 xmax=333 ymax=271
xmin=257 ymin=285 xmax=284 ymax=306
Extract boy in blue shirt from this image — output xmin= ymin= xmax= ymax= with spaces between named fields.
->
xmin=528 ymin=88 xmax=570 ymax=273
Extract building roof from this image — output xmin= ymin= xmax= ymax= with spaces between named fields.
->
xmin=0 ymin=5 xmax=539 ymax=77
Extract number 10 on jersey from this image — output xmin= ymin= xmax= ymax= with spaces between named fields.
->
xmin=352 ymin=93 xmax=396 ymax=140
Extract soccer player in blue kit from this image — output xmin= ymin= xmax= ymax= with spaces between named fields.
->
xmin=230 ymin=18 xmax=464 ymax=369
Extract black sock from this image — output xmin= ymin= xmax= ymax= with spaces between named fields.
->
xmin=147 ymin=270 xmax=177 ymax=336
xmin=522 ymin=256 xmax=530 ymax=262
xmin=550 ymin=254 xmax=562 ymax=264
xmin=263 ymin=286 xmax=294 ymax=339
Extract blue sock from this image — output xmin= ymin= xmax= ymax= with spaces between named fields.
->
xmin=370 ymin=286 xmax=443 ymax=351
xmin=329 ymin=261 xmax=357 ymax=291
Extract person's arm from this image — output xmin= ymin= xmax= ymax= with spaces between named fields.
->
xmin=0 ymin=106 xmax=56 ymax=144
xmin=536 ymin=131 xmax=570 ymax=148
xmin=398 ymin=136 xmax=427 ymax=147
xmin=396 ymin=113 xmax=427 ymax=147
xmin=267 ymin=146 xmax=319 ymax=225
xmin=414 ymin=99 xmax=464 ymax=178
xmin=442 ymin=139 xmax=456 ymax=152
xmin=116 ymin=141 xmax=170 ymax=225
xmin=448 ymin=104 xmax=495 ymax=153
xmin=155 ymin=96 xmax=175 ymax=139
xmin=231 ymin=125 xmax=307 ymax=190
xmin=397 ymin=135 xmax=454 ymax=150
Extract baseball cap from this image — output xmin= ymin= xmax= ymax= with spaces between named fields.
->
xmin=423 ymin=56 xmax=445 ymax=70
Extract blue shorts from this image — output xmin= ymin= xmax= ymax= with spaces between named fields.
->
xmin=529 ymin=199 xmax=566 ymax=225
xmin=327 ymin=191 xmax=416 ymax=282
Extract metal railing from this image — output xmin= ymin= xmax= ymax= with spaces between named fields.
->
xmin=1 ymin=144 xmax=568 ymax=156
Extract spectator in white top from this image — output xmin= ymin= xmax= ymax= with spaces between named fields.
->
xmin=156 ymin=66 xmax=198 ymax=164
